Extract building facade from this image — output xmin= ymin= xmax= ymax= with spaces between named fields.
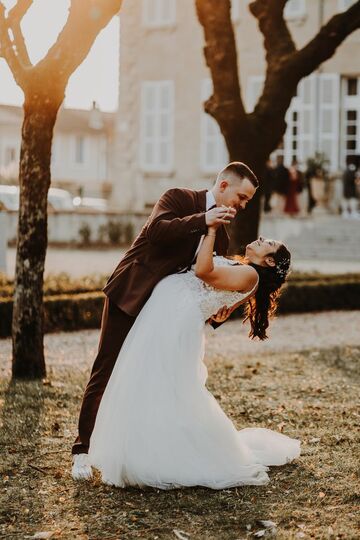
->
xmin=0 ymin=103 xmax=115 ymax=198
xmin=111 ymin=0 xmax=360 ymax=211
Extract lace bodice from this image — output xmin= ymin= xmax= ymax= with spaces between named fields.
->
xmin=180 ymin=255 xmax=258 ymax=322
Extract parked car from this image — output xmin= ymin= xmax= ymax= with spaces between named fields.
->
xmin=48 ymin=188 xmax=75 ymax=211
xmin=73 ymin=196 xmax=108 ymax=212
xmin=0 ymin=185 xmax=76 ymax=212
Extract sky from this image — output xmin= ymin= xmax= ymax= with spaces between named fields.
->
xmin=0 ymin=0 xmax=120 ymax=112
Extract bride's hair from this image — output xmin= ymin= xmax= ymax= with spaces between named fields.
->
xmin=234 ymin=244 xmax=291 ymax=340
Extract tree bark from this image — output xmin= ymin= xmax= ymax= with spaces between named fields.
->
xmin=12 ymin=93 xmax=61 ymax=378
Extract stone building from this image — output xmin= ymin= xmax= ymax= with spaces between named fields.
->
xmin=0 ymin=102 xmax=114 ymax=198
xmin=111 ymin=0 xmax=360 ymax=211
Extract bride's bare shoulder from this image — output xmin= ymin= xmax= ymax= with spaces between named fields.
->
xmin=234 ymin=265 xmax=259 ymax=293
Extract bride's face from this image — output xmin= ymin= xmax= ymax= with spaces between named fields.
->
xmin=245 ymin=236 xmax=282 ymax=266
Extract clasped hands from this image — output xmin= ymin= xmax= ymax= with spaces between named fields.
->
xmin=208 ymin=304 xmax=236 ymax=324
xmin=205 ymin=205 xmax=236 ymax=227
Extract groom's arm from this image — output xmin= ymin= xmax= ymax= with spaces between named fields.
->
xmin=146 ymin=188 xmax=207 ymax=245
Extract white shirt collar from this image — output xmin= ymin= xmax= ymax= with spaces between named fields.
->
xmin=206 ymin=190 xmax=216 ymax=210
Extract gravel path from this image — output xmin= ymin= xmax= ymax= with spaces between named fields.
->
xmin=1 ymin=311 xmax=359 ymax=375
xmin=5 ymin=246 xmax=360 ymax=278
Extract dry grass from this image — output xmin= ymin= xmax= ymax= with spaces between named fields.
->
xmin=0 ymin=342 xmax=359 ymax=539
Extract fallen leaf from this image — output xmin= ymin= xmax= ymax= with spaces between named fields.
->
xmin=173 ymin=529 xmax=190 ymax=540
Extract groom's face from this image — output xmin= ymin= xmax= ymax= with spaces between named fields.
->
xmin=220 ymin=177 xmax=257 ymax=212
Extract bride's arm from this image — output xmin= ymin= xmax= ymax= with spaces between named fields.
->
xmin=195 ymin=230 xmax=258 ymax=293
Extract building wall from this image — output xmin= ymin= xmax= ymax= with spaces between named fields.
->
xmin=112 ymin=0 xmax=360 ymax=211
xmin=0 ymin=106 xmax=113 ymax=198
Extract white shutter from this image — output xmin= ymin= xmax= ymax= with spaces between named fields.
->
xmin=283 ymin=76 xmax=316 ymax=166
xmin=338 ymin=0 xmax=356 ymax=12
xmin=142 ymin=0 xmax=176 ymax=27
xmin=284 ymin=0 xmax=306 ymax=19
xmin=298 ymin=75 xmax=316 ymax=165
xmin=246 ymin=75 xmax=265 ymax=112
xmin=200 ymin=79 xmax=228 ymax=172
xmin=318 ymin=74 xmax=340 ymax=171
xmin=140 ymin=81 xmax=174 ymax=171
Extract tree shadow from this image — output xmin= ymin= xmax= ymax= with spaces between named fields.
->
xmin=0 ymin=378 xmax=46 ymax=536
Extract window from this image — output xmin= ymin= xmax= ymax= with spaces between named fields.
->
xmin=140 ymin=81 xmax=174 ymax=172
xmin=143 ymin=0 xmax=176 ymax=27
xmin=75 ymin=136 xmax=85 ymax=164
xmin=338 ymin=0 xmax=356 ymax=12
xmin=200 ymin=79 xmax=228 ymax=172
xmin=342 ymin=77 xmax=360 ymax=165
xmin=345 ymin=111 xmax=357 ymax=151
xmin=284 ymin=0 xmax=306 ymax=19
xmin=284 ymin=75 xmax=316 ymax=166
xmin=347 ymin=78 xmax=358 ymax=96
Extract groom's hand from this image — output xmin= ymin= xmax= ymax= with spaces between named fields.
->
xmin=205 ymin=206 xmax=236 ymax=227
xmin=210 ymin=305 xmax=233 ymax=324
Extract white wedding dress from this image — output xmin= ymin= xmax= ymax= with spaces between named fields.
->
xmin=88 ymin=256 xmax=300 ymax=489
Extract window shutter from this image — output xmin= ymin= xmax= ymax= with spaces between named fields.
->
xmin=284 ymin=0 xmax=306 ymax=19
xmin=140 ymin=81 xmax=174 ymax=171
xmin=283 ymin=75 xmax=316 ymax=166
xmin=200 ymin=79 xmax=228 ymax=172
xmin=143 ymin=0 xmax=176 ymax=27
xmin=318 ymin=74 xmax=340 ymax=171
xmin=338 ymin=0 xmax=356 ymax=12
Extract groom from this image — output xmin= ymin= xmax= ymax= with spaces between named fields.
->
xmin=72 ymin=161 xmax=258 ymax=479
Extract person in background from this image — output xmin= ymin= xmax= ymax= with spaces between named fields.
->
xmin=272 ymin=155 xmax=289 ymax=216
xmin=341 ymin=160 xmax=359 ymax=218
xmin=284 ymin=159 xmax=303 ymax=217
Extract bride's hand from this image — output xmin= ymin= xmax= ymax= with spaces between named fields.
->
xmin=209 ymin=304 xmax=235 ymax=323
xmin=205 ymin=205 xmax=236 ymax=228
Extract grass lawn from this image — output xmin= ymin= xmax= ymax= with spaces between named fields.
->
xmin=0 ymin=340 xmax=359 ymax=539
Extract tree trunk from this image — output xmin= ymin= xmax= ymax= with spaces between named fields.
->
xmin=12 ymin=95 xmax=59 ymax=379
xmin=228 ymin=150 xmax=266 ymax=254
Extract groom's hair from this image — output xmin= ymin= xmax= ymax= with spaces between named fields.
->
xmin=218 ymin=162 xmax=258 ymax=188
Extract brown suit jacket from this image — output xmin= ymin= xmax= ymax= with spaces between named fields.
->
xmin=103 ymin=188 xmax=229 ymax=317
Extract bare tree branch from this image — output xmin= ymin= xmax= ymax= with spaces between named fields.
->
xmin=7 ymin=0 xmax=33 ymax=66
xmin=0 ymin=2 xmax=27 ymax=88
xmin=292 ymin=1 xmax=360 ymax=78
xmin=35 ymin=0 xmax=123 ymax=83
xmin=249 ymin=0 xmax=296 ymax=64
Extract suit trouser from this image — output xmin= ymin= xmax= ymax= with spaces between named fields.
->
xmin=72 ymin=296 xmax=136 ymax=455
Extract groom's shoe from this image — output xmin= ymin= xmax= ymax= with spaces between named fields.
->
xmin=72 ymin=453 xmax=93 ymax=480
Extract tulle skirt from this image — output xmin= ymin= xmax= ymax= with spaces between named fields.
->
xmin=88 ymin=274 xmax=300 ymax=489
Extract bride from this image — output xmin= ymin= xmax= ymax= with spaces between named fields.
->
xmin=88 ymin=223 xmax=300 ymax=489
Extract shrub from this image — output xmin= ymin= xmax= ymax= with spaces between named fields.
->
xmin=78 ymin=223 xmax=92 ymax=245
xmin=107 ymin=221 xmax=123 ymax=244
xmin=1 ymin=275 xmax=360 ymax=338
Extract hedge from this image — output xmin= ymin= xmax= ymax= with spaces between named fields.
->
xmin=1 ymin=276 xmax=360 ymax=338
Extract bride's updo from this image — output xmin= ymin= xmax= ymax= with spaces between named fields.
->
xmin=243 ymin=244 xmax=291 ymax=340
